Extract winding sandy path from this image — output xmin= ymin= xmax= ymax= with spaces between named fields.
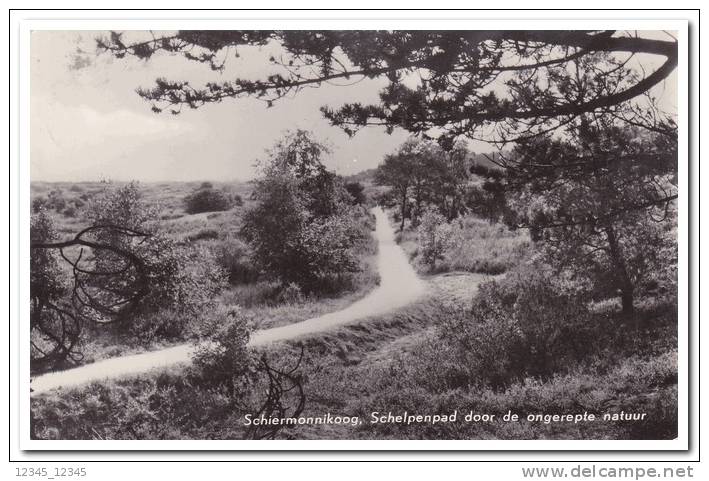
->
xmin=31 ymin=207 xmax=425 ymax=395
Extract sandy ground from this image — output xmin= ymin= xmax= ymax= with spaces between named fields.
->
xmin=31 ymin=207 xmax=426 ymax=395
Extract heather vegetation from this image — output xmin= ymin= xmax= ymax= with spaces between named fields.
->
xmin=30 ymin=30 xmax=679 ymax=442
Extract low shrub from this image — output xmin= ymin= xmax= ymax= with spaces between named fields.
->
xmin=184 ymin=187 xmax=233 ymax=214
xmin=414 ymin=264 xmax=600 ymax=389
xmin=212 ymin=237 xmax=260 ymax=285
xmin=31 ymin=370 xmax=251 ymax=440
xmin=187 ymin=228 xmax=220 ymax=242
xmin=344 ymin=181 xmax=366 ymax=205
xmin=32 ymin=189 xmax=86 ymax=216
xmin=276 ymin=282 xmax=305 ymax=304
xmin=47 ymin=189 xmax=66 ymax=212
xmin=62 ymin=206 xmax=77 ymax=217
xmin=416 ymin=207 xmax=461 ymax=271
xmin=190 ymin=306 xmax=256 ymax=390
xmin=32 ymin=197 xmax=50 ymax=213
xmin=340 ymin=340 xmax=677 ymax=440
xmin=128 ymin=309 xmax=186 ymax=344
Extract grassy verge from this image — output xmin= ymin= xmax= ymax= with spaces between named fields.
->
xmin=28 ymin=274 xmax=479 ymax=439
xmin=30 ymin=271 xmax=677 ymax=441
xmin=215 ymin=250 xmax=379 ymax=331
xmin=398 ymin=213 xmax=530 ymax=276
xmin=251 ymin=270 xmax=678 ymax=440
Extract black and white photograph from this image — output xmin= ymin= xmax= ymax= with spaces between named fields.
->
xmin=17 ymin=16 xmax=689 ymax=451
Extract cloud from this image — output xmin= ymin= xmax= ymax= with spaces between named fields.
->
xmin=34 ymin=99 xmax=188 ymax=144
xmin=31 ymin=97 xmax=197 ymax=181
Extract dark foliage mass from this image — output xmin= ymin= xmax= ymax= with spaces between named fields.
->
xmin=32 ymin=188 xmax=86 ymax=217
xmin=212 ymin=237 xmax=260 ymax=285
xmin=375 ymin=137 xmax=472 ymax=230
xmin=184 ymin=185 xmax=240 ymax=214
xmin=435 ymin=268 xmax=600 ymax=389
xmin=30 ymin=211 xmax=80 ymax=369
xmin=344 ymin=181 xmax=366 ymax=205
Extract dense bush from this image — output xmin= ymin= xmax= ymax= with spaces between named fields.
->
xmin=86 ymin=182 xmax=156 ymax=231
xmin=276 ymin=282 xmax=305 ymax=304
xmin=344 ymin=181 xmax=366 ymax=205
xmin=412 ymin=263 xmax=599 ymax=389
xmin=30 ymin=211 xmax=63 ymax=304
xmin=416 ymin=207 xmax=460 ymax=271
xmin=30 ymin=210 xmax=74 ymax=369
xmin=184 ymin=186 xmax=236 ymax=214
xmin=31 ymin=197 xmax=50 ymax=213
xmin=86 ymin=183 xmax=227 ymax=340
xmin=242 ymin=130 xmax=372 ymax=293
xmin=241 ymin=170 xmax=308 ymax=282
xmin=212 ymin=236 xmax=260 ymax=285
xmin=464 ymin=182 xmax=512 ymax=223
xmin=296 ymin=212 xmax=370 ymax=289
xmin=62 ymin=206 xmax=77 ymax=217
xmin=47 ymin=189 xmax=66 ymax=212
xmin=187 ymin=228 xmax=220 ymax=242
xmin=129 ymin=241 xmax=226 ymax=341
xmin=190 ymin=306 xmax=256 ymax=390
xmin=243 ymin=202 xmax=369 ymax=292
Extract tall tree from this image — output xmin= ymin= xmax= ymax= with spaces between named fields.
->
xmin=262 ymin=129 xmax=347 ymax=217
xmin=374 ymin=142 xmax=415 ymax=231
xmin=376 ymin=138 xmax=473 ymax=228
xmin=242 ymin=130 xmax=367 ymax=291
xmin=499 ymin=120 xmax=677 ymax=318
xmin=429 ymin=139 xmax=473 ymax=220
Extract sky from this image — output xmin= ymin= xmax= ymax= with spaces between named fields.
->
xmin=31 ymin=31 xmax=419 ymax=182
xmin=30 ymin=31 xmax=677 ymax=182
